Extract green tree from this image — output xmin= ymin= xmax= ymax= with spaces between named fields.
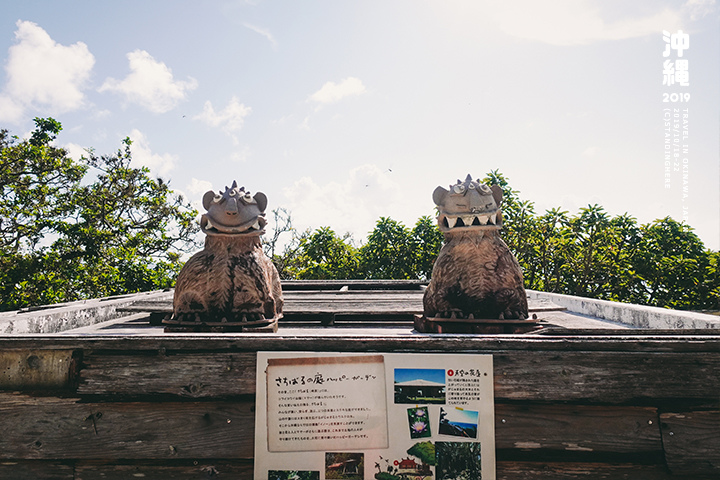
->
xmin=359 ymin=217 xmax=415 ymax=279
xmin=0 ymin=119 xmax=199 ymax=311
xmin=530 ymin=207 xmax=571 ymax=292
xmin=407 ymin=441 xmax=436 ymax=465
xmin=0 ymin=118 xmax=85 ymax=254
xmin=632 ymin=217 xmax=710 ymax=309
xmin=410 ymin=215 xmax=444 ymax=280
xmin=291 ymin=226 xmax=359 ymax=280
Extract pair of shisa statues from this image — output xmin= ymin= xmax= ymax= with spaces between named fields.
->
xmin=166 ymin=175 xmax=529 ymax=333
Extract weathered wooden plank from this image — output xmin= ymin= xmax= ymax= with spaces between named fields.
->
xmin=661 ymin=410 xmax=720 ymax=475
xmin=0 ymin=393 xmax=254 ymax=460
xmin=2 ymin=334 xmax=720 ymax=354
xmin=494 ymin=351 xmax=720 ymax=403
xmin=0 ymin=394 xmax=668 ymax=463
xmin=495 ymin=405 xmax=660 ymax=453
xmin=0 ymin=461 xmax=73 ymax=480
xmin=78 ymin=353 xmax=256 ymax=398
xmin=76 ymin=350 xmax=720 ymax=403
xmin=120 ymin=292 xmax=564 ymax=316
xmin=0 ymin=349 xmax=78 ymax=391
xmin=281 ymin=279 xmax=427 ymax=290
xmin=74 ymin=462 xmax=253 ymax=479
xmin=496 ymin=461 xmax=674 ymax=480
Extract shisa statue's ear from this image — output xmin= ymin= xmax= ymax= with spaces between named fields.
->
xmin=491 ymin=185 xmax=503 ymax=207
xmin=432 ymin=186 xmax=448 ymax=206
xmin=202 ymin=190 xmax=217 ymax=210
xmin=254 ymin=192 xmax=267 ymax=212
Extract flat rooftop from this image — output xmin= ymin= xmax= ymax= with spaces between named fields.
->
xmin=3 ymin=280 xmax=718 ymax=337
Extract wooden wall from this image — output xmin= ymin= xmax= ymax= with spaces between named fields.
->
xmin=0 ymin=334 xmax=718 ymax=479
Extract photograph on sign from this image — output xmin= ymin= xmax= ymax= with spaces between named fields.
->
xmin=255 ymin=352 xmax=495 ymax=479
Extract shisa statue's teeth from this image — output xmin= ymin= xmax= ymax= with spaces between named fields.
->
xmin=490 ymin=213 xmax=497 ymax=224
xmin=462 ymin=215 xmax=475 ymax=226
xmin=446 ymin=216 xmax=458 ymax=228
xmin=478 ymin=215 xmax=489 ymax=225
xmin=252 ymin=220 xmax=261 ymax=230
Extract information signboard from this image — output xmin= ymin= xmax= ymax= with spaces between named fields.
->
xmin=255 ymin=352 xmax=495 ymax=479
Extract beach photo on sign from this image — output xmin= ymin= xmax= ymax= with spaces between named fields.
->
xmin=268 ymin=471 xmax=320 ymax=480
xmin=407 ymin=406 xmax=432 ymax=438
xmin=394 ymin=368 xmax=446 ymax=404
xmin=438 ymin=407 xmax=478 ymax=438
xmin=435 ymin=441 xmax=482 ymax=480
xmin=325 ymin=452 xmax=364 ymax=479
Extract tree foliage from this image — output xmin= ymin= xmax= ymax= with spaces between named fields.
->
xmin=291 ymin=227 xmax=360 ymax=280
xmin=483 ymin=171 xmax=720 ymax=311
xmin=269 ymin=170 xmax=719 ymax=311
xmin=407 ymin=440 xmax=436 ymax=465
xmin=0 ymin=118 xmax=199 ymax=311
xmin=4 ymin=124 xmax=717 ymax=315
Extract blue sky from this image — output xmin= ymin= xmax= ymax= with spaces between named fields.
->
xmin=394 ymin=368 xmax=446 ymax=384
xmin=1 ymin=1 xmax=718 ymax=249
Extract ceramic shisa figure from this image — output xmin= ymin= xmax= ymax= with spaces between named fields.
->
xmin=419 ymin=175 xmax=531 ymax=333
xmin=166 ymin=181 xmax=282 ymax=332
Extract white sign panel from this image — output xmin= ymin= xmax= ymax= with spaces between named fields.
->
xmin=255 ymin=352 xmax=495 ymax=480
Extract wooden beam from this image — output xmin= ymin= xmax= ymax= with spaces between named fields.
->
xmin=495 ymin=405 xmax=660 ymax=453
xmin=496 ymin=461 xmax=674 ymax=480
xmin=75 ymin=350 xmax=720 ymax=403
xmin=74 ymin=462 xmax=253 ymax=479
xmin=0 ymin=393 xmax=665 ymax=462
xmin=0 ymin=350 xmax=78 ymax=391
xmin=0 ymin=394 xmax=254 ymax=460
xmin=78 ymin=353 xmax=256 ymax=398
xmin=2 ymin=334 xmax=719 ymax=354
xmin=0 ymin=462 xmax=73 ymax=480
xmin=661 ymin=410 xmax=720 ymax=475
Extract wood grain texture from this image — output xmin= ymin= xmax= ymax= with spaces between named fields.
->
xmin=78 ymin=352 xmax=256 ymax=398
xmin=74 ymin=462 xmax=253 ymax=479
xmin=0 ymin=462 xmax=73 ymax=480
xmin=0 ymin=349 xmax=77 ymax=391
xmin=493 ymin=351 xmax=720 ymax=402
xmin=495 ymin=405 xmax=660 ymax=453
xmin=0 ymin=393 xmax=665 ymax=463
xmin=0 ymin=393 xmax=254 ymax=460
xmin=661 ymin=410 xmax=720 ymax=475
xmin=496 ymin=461 xmax=674 ymax=480
xmin=3 ymin=335 xmax=720 ymax=353
xmin=75 ymin=350 xmax=720 ymax=403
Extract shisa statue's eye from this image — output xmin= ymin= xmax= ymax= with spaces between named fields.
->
xmin=452 ymin=184 xmax=466 ymax=194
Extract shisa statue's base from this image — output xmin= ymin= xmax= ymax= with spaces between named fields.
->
xmin=414 ymin=314 xmax=541 ymax=334
xmin=163 ymin=314 xmax=280 ymax=333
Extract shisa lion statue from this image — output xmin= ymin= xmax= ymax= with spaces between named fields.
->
xmin=418 ymin=174 xmax=531 ymax=333
xmin=165 ymin=181 xmax=283 ymax=332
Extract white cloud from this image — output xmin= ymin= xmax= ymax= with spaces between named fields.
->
xmin=63 ymin=142 xmax=90 ymax=161
xmin=128 ymin=129 xmax=177 ymax=176
xmin=582 ymin=146 xmax=599 ymax=157
xmin=99 ymin=50 xmax=197 ymax=113
xmin=309 ymin=77 xmax=366 ymax=105
xmin=283 ymin=164 xmax=411 ymax=240
xmin=0 ymin=95 xmax=24 ymax=123
xmin=243 ymin=23 xmax=278 ymax=49
xmin=193 ymin=96 xmax=252 ymax=144
xmin=0 ymin=20 xmax=94 ymax=123
xmin=488 ymin=1 xmax=684 ymax=46
xmin=683 ymin=0 xmax=717 ymax=20
xmin=231 ymin=145 xmax=252 ymax=162
xmin=187 ymin=178 xmax=214 ymax=197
